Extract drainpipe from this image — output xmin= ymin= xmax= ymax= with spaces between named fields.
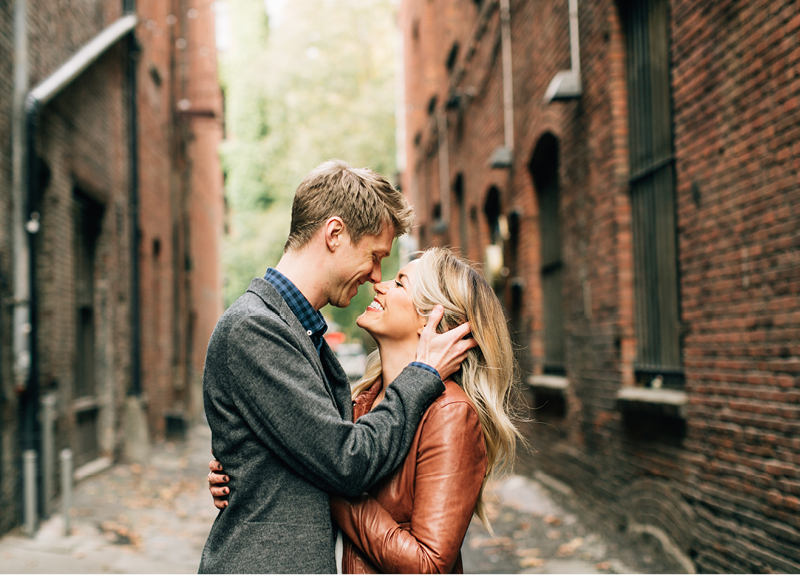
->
xmin=12 ymin=0 xmax=33 ymax=531
xmin=490 ymin=0 xmax=515 ymax=169
xmin=125 ymin=0 xmax=141 ymax=398
xmin=12 ymin=0 xmax=30 ymax=399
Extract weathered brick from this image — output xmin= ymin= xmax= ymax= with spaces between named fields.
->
xmin=402 ymin=0 xmax=800 ymax=571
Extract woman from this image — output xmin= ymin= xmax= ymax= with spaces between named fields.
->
xmin=209 ymin=247 xmax=522 ymax=573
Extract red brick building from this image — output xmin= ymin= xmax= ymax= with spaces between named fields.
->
xmin=399 ymin=0 xmax=800 ymax=571
xmin=0 ymin=0 xmax=223 ymax=535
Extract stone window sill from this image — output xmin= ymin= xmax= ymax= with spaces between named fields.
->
xmin=616 ymin=387 xmax=687 ymax=419
xmin=526 ymin=374 xmax=569 ymax=393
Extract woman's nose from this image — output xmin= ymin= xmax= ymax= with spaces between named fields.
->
xmin=374 ymin=281 xmax=389 ymax=294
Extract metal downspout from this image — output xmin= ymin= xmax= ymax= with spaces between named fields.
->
xmin=125 ymin=0 xmax=141 ymax=398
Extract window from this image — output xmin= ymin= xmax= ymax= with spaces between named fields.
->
xmin=622 ymin=0 xmax=682 ymax=388
xmin=530 ymin=134 xmax=566 ymax=375
xmin=454 ymin=174 xmax=468 ymax=256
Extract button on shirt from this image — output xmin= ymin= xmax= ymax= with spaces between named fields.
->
xmin=264 ymin=268 xmax=328 ymax=354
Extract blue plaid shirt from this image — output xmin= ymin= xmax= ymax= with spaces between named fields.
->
xmin=264 ymin=268 xmax=328 ymax=354
xmin=263 ymin=267 xmax=439 ymax=378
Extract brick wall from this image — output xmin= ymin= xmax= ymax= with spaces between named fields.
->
xmin=135 ymin=0 xmax=224 ymax=436
xmin=0 ymin=0 xmax=20 ymax=535
xmin=401 ymin=0 xmax=800 ymax=571
xmin=0 ymin=0 xmax=224 ymax=535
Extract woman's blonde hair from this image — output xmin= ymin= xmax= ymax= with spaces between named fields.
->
xmin=352 ymin=247 xmax=523 ymax=531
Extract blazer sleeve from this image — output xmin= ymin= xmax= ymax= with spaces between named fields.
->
xmin=330 ymin=401 xmax=488 ymax=573
xmin=219 ymin=311 xmax=444 ymax=497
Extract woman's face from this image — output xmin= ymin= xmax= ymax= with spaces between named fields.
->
xmin=356 ymin=260 xmax=427 ymax=343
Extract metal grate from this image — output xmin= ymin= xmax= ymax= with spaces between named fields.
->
xmin=622 ymin=0 xmax=683 ymax=387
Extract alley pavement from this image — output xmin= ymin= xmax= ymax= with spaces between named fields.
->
xmin=1 ymin=424 xmax=680 ymax=574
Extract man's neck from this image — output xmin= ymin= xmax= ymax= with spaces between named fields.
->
xmin=274 ymin=251 xmax=328 ymax=310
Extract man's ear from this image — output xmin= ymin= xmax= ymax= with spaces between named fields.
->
xmin=324 ymin=217 xmax=345 ymax=252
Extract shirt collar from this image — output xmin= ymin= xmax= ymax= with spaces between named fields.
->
xmin=263 ymin=268 xmax=328 ymax=340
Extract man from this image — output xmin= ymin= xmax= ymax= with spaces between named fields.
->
xmin=199 ymin=160 xmax=474 ymax=573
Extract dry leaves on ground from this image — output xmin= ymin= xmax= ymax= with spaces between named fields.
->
xmin=543 ymin=514 xmax=562 ymax=526
xmin=556 ymin=537 xmax=584 ymax=557
xmin=520 ymin=557 xmax=546 ymax=568
xmin=468 ymin=536 xmax=515 ymax=550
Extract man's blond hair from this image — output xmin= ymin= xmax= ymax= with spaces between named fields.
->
xmin=284 ymin=159 xmax=413 ymax=252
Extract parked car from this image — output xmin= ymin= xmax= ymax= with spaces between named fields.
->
xmin=335 ymin=343 xmax=367 ymax=382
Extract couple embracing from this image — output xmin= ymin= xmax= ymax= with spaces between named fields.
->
xmin=200 ymin=160 xmax=521 ymax=574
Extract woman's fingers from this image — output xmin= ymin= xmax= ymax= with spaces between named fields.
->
xmin=209 ymin=459 xmax=224 ymax=472
xmin=422 ymin=305 xmax=444 ymax=335
xmin=213 ymin=497 xmax=229 ymax=510
xmin=210 ymin=485 xmax=230 ymax=497
xmin=208 ymin=471 xmax=229 ymax=485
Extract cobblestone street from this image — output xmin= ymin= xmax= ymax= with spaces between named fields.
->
xmin=0 ymin=424 xmax=681 ymax=574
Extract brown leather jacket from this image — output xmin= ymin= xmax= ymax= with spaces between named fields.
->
xmin=330 ymin=378 xmax=488 ymax=574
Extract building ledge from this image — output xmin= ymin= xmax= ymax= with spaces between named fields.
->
xmin=617 ymin=387 xmax=687 ymax=419
xmin=526 ymin=374 xmax=569 ymax=392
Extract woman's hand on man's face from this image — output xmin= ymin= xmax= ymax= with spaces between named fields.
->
xmin=208 ymin=457 xmax=230 ymax=509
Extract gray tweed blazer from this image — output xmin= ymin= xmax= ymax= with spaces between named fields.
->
xmin=198 ymin=278 xmax=444 ymax=574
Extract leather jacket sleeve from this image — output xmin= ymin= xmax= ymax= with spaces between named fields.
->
xmin=330 ymin=400 xmax=487 ymax=573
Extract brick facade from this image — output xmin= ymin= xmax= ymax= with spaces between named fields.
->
xmin=0 ymin=0 xmax=223 ymax=535
xmin=0 ymin=0 xmax=18 ymax=537
xmin=400 ymin=0 xmax=800 ymax=572
xmin=135 ymin=0 xmax=224 ymax=438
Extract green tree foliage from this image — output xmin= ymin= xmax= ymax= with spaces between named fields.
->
xmin=219 ymin=0 xmax=400 ymax=342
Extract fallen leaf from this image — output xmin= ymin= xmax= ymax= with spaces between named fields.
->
xmin=556 ymin=537 xmax=584 ymax=557
xmin=546 ymin=530 xmax=561 ymax=539
xmin=515 ymin=548 xmax=541 ymax=558
xmin=595 ymin=561 xmax=612 ymax=571
xmin=470 ymin=536 xmax=514 ymax=549
xmin=520 ymin=557 xmax=545 ymax=568
xmin=543 ymin=514 xmax=562 ymax=526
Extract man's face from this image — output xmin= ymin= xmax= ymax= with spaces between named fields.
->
xmin=328 ymin=225 xmax=395 ymax=308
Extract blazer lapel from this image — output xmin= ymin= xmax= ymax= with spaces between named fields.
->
xmin=246 ymin=278 xmax=339 ymax=409
xmin=320 ymin=340 xmax=354 ymax=421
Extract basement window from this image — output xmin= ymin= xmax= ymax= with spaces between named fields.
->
xmin=446 ymin=41 xmax=459 ymax=72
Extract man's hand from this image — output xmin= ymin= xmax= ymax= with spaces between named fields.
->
xmin=208 ymin=458 xmax=230 ymax=509
xmin=415 ymin=305 xmax=478 ymax=381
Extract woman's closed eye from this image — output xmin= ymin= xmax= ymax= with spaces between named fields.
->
xmin=395 ymin=280 xmax=403 ymax=288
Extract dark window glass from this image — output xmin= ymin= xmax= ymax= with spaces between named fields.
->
xmin=530 ymin=134 xmax=565 ymax=375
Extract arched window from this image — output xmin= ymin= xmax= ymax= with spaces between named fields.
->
xmin=530 ymin=134 xmax=566 ymax=375
xmin=454 ymin=174 xmax=469 ymax=257
xmin=482 ymin=187 xmax=505 ymax=287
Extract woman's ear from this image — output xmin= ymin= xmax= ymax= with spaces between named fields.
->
xmin=417 ymin=313 xmax=427 ymax=335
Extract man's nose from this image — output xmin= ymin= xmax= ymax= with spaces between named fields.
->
xmin=368 ymin=262 xmax=382 ymax=284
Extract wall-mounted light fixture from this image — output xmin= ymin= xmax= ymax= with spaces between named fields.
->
xmin=544 ymin=0 xmax=582 ymax=102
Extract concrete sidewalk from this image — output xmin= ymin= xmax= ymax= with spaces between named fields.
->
xmin=0 ymin=425 xmax=217 ymax=574
xmin=1 ymin=423 xmax=680 ymax=574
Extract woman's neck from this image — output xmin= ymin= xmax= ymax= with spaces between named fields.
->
xmin=372 ymin=339 xmax=418 ymax=407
